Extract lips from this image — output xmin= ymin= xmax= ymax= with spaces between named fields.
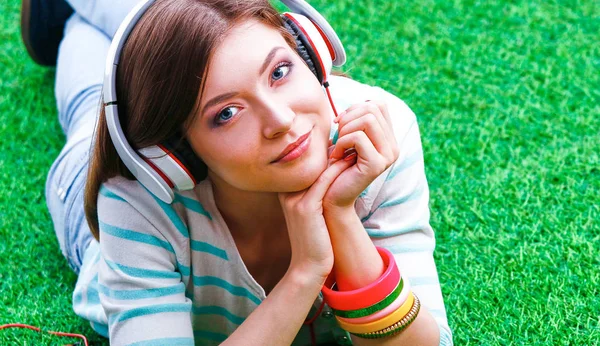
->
xmin=272 ymin=130 xmax=311 ymax=163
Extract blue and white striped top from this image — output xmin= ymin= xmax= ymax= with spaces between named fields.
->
xmin=72 ymin=75 xmax=453 ymax=345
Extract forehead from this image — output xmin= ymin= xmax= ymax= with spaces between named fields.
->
xmin=202 ymin=20 xmax=291 ymax=88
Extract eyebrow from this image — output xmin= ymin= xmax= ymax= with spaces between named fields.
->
xmin=201 ymin=46 xmax=285 ymax=116
xmin=201 ymin=91 xmax=239 ymax=116
xmin=259 ymin=46 xmax=285 ymax=76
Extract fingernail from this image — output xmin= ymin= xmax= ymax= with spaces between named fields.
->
xmin=344 ymin=152 xmax=357 ymax=161
xmin=328 ymin=155 xmax=340 ymax=165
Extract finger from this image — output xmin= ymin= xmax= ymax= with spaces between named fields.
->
xmin=366 ymin=100 xmax=392 ymax=129
xmin=335 ymin=100 xmax=372 ymax=118
xmin=304 ymin=158 xmax=354 ymax=203
xmin=335 ymin=100 xmax=386 ymax=125
xmin=367 ymin=99 xmax=399 ymax=159
xmin=335 ymin=102 xmax=394 ymax=147
xmin=329 ymin=131 xmax=387 ymax=174
xmin=335 ymin=113 xmax=393 ymax=159
xmin=330 ymin=131 xmax=375 ymax=160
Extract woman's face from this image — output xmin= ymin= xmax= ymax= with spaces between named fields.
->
xmin=187 ymin=19 xmax=334 ymax=192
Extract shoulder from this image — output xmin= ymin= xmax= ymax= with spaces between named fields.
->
xmin=98 ymin=176 xmax=155 ymax=212
xmin=97 ymin=176 xmax=188 ymax=238
xmin=97 ymin=177 xmax=217 ymax=239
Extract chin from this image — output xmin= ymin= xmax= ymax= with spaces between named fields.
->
xmin=271 ymin=154 xmax=327 ymax=192
xmin=277 ymin=154 xmax=329 ymax=192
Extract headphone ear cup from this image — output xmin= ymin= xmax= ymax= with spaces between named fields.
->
xmin=161 ymin=135 xmax=208 ymax=185
xmin=138 ymin=135 xmax=206 ymax=192
xmin=282 ymin=14 xmax=329 ymax=84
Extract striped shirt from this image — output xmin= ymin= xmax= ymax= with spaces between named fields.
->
xmin=72 ymin=75 xmax=453 ymax=345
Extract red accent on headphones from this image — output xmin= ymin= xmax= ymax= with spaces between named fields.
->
xmin=283 ymin=13 xmax=327 ymax=83
xmin=142 ymin=157 xmax=174 ymax=189
xmin=313 ymin=22 xmax=336 ymax=61
xmin=157 ymin=144 xmax=198 ymax=186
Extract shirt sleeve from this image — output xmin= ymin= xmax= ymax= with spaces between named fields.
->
xmin=97 ymin=181 xmax=194 ymax=345
xmin=357 ymin=89 xmax=454 ymax=345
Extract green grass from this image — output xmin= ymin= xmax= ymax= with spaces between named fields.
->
xmin=1 ymin=0 xmax=598 ymax=344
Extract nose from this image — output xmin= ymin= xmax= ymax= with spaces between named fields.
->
xmin=259 ymin=96 xmax=296 ymax=139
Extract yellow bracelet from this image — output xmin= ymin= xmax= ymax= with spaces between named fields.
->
xmin=354 ymin=294 xmax=421 ymax=339
xmin=335 ymin=292 xmax=415 ymax=334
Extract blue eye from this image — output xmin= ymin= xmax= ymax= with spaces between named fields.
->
xmin=272 ymin=62 xmax=292 ymax=82
xmin=212 ymin=61 xmax=292 ymax=127
xmin=215 ymin=106 xmax=240 ymax=125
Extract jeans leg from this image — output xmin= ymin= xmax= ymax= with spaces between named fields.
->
xmin=46 ymin=14 xmax=111 ymax=273
xmin=66 ymin=0 xmax=142 ymax=39
xmin=54 ymin=14 xmax=110 ymax=138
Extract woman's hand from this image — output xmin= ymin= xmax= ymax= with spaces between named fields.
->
xmin=278 ymin=159 xmax=356 ymax=282
xmin=324 ymin=100 xmax=400 ymax=210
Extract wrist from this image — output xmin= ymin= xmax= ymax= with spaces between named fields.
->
xmin=323 ymin=204 xmax=356 ymax=219
xmin=321 ymin=204 xmax=384 ymax=290
xmin=285 ymin=264 xmax=330 ymax=293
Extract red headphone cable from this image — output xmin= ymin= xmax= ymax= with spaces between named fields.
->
xmin=0 ymin=323 xmax=89 ymax=346
xmin=323 ymin=81 xmax=339 ymax=118
xmin=303 ymin=299 xmax=326 ymax=346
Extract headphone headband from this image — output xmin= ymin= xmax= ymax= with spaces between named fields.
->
xmin=280 ymin=0 xmax=346 ymax=66
xmin=103 ymin=0 xmax=346 ymax=203
xmin=103 ymin=0 xmax=154 ymax=104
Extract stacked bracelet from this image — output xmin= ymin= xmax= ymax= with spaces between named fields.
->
xmin=322 ymin=247 xmax=400 ymax=311
xmin=354 ymin=294 xmax=421 ymax=339
xmin=333 ymin=278 xmax=405 ymax=319
xmin=336 ymin=292 xmax=415 ymax=334
xmin=321 ymin=247 xmax=421 ymax=339
xmin=336 ymin=278 xmax=411 ymax=324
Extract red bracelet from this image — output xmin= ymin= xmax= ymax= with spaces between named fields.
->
xmin=322 ymin=247 xmax=400 ymax=311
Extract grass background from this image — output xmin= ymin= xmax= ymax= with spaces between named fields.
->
xmin=1 ymin=0 xmax=598 ymax=344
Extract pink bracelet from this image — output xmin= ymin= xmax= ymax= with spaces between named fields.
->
xmin=335 ymin=277 xmax=411 ymax=324
xmin=322 ymin=247 xmax=400 ymax=311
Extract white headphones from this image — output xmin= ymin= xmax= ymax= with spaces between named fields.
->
xmin=103 ymin=0 xmax=346 ymax=203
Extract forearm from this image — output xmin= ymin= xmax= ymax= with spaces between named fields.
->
xmin=222 ymin=269 xmax=323 ymax=346
xmin=323 ymin=206 xmax=440 ymax=346
xmin=324 ymin=206 xmax=384 ymax=290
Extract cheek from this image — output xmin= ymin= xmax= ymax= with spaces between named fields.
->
xmin=187 ymin=134 xmax=228 ymax=172
xmin=196 ymin=139 xmax=244 ymax=168
xmin=290 ymin=74 xmax=331 ymax=115
xmin=201 ymin=136 xmax=264 ymax=179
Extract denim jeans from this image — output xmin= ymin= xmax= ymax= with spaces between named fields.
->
xmin=46 ymin=0 xmax=140 ymax=273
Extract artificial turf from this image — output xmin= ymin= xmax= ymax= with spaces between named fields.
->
xmin=1 ymin=0 xmax=598 ymax=344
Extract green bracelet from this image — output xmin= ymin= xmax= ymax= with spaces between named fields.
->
xmin=332 ymin=278 xmax=404 ymax=319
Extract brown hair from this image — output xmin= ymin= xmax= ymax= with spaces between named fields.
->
xmin=84 ymin=0 xmax=298 ymax=239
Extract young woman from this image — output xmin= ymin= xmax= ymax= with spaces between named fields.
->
xmin=29 ymin=0 xmax=453 ymax=344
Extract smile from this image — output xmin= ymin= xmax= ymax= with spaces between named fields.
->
xmin=272 ymin=131 xmax=312 ymax=164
